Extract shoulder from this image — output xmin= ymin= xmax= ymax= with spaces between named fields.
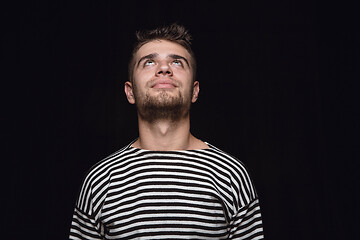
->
xmin=83 ymin=142 xmax=137 ymax=185
xmin=205 ymin=143 xmax=258 ymax=200
xmin=204 ymin=143 xmax=248 ymax=171
xmin=75 ymin=142 xmax=140 ymax=213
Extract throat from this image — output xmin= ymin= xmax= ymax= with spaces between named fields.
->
xmin=155 ymin=121 xmax=177 ymax=136
xmin=136 ymin=118 xmax=192 ymax=151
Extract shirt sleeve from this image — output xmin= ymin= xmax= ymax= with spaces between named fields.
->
xmin=69 ymin=170 xmax=106 ymax=240
xmin=228 ymin=198 xmax=264 ymax=239
xmin=69 ymin=206 xmax=105 ymax=240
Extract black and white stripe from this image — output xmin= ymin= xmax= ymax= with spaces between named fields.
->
xmin=70 ymin=142 xmax=264 ymax=239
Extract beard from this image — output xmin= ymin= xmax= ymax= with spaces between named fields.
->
xmin=134 ymin=88 xmax=192 ymax=123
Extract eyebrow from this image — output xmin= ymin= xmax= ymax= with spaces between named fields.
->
xmin=168 ymin=54 xmax=190 ymax=67
xmin=136 ymin=53 xmax=190 ymax=68
xmin=137 ymin=53 xmax=158 ymax=67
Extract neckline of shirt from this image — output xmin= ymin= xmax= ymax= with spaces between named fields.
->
xmin=127 ymin=139 xmax=213 ymax=153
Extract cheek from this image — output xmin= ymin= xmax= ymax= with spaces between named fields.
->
xmin=181 ymin=80 xmax=195 ymax=98
xmin=133 ymin=71 xmax=152 ymax=87
xmin=135 ymin=68 xmax=157 ymax=83
xmin=173 ymin=69 xmax=193 ymax=82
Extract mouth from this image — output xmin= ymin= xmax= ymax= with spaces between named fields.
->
xmin=151 ymin=79 xmax=178 ymax=89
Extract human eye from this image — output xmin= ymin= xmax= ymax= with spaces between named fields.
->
xmin=172 ymin=59 xmax=183 ymax=66
xmin=144 ymin=59 xmax=155 ymax=66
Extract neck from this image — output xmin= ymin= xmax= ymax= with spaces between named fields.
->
xmin=133 ymin=113 xmax=207 ymax=151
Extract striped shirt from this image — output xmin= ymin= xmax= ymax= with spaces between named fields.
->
xmin=70 ymin=141 xmax=264 ymax=239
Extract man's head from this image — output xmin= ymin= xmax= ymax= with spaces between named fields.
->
xmin=128 ymin=23 xmax=197 ymax=83
xmin=125 ymin=23 xmax=199 ymax=123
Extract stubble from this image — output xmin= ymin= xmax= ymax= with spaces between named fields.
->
xmin=135 ymin=88 xmax=192 ymax=123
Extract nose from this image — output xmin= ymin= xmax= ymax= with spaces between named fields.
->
xmin=156 ymin=61 xmax=173 ymax=77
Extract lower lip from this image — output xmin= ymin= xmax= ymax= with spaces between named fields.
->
xmin=153 ymin=83 xmax=176 ymax=89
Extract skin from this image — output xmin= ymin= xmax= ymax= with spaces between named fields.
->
xmin=124 ymin=40 xmax=209 ymax=151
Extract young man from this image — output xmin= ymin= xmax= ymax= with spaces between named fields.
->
xmin=70 ymin=24 xmax=264 ymax=239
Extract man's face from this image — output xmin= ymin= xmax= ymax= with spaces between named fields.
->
xmin=125 ymin=40 xmax=199 ymax=122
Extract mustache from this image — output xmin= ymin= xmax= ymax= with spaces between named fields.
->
xmin=146 ymin=78 xmax=181 ymax=88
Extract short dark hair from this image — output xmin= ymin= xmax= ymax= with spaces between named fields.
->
xmin=128 ymin=23 xmax=196 ymax=82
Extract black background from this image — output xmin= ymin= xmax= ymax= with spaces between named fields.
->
xmin=2 ymin=1 xmax=359 ymax=239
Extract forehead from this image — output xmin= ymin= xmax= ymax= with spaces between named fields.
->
xmin=135 ymin=40 xmax=191 ymax=60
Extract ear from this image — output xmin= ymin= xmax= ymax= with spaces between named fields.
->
xmin=191 ymin=81 xmax=200 ymax=103
xmin=124 ymin=81 xmax=136 ymax=104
